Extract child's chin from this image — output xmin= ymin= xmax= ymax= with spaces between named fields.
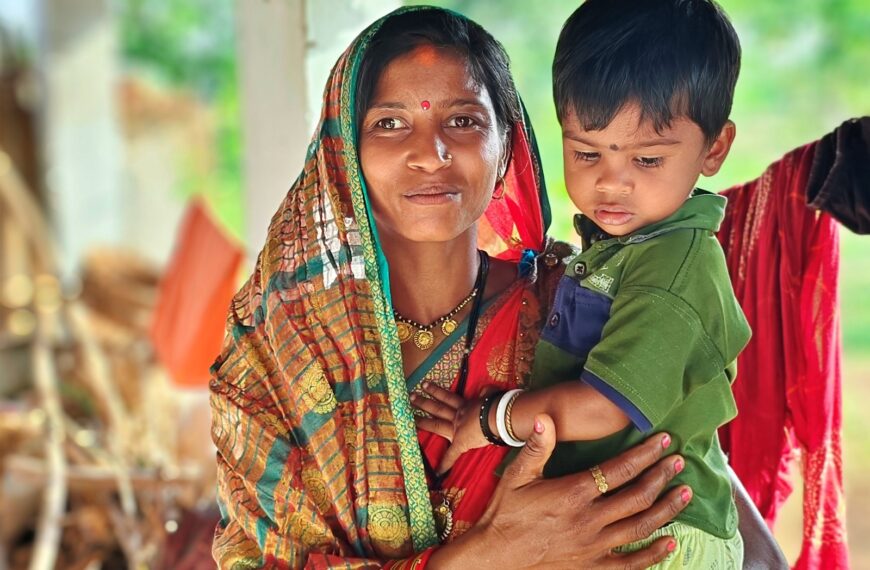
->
xmin=598 ymin=223 xmax=636 ymax=237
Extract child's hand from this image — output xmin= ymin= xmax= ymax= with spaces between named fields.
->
xmin=411 ymin=381 xmax=490 ymax=473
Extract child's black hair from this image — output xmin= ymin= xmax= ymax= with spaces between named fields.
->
xmin=553 ymin=0 xmax=741 ymax=145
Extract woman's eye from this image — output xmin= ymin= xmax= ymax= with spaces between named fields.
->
xmin=573 ymin=151 xmax=599 ymax=162
xmin=636 ymin=156 xmax=663 ymax=168
xmin=448 ymin=116 xmax=477 ymax=128
xmin=375 ymin=117 xmax=405 ymax=130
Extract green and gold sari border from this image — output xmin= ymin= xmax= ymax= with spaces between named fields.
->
xmin=340 ymin=6 xmax=439 ymax=550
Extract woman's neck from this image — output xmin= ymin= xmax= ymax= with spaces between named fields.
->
xmin=382 ymin=232 xmax=480 ymax=325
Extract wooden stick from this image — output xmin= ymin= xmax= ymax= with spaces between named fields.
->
xmin=28 ymin=314 xmax=67 ymax=570
xmin=0 ymin=149 xmax=56 ymax=273
xmin=65 ymin=302 xmax=138 ymax=517
xmin=6 ymin=454 xmax=201 ymax=490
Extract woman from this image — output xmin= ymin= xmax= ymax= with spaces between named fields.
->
xmin=209 ymin=7 xmax=780 ymax=568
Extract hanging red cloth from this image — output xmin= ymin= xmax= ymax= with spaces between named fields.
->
xmin=717 ymin=132 xmax=850 ymax=569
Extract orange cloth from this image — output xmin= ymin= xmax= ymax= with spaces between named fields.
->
xmin=150 ymin=200 xmax=243 ymax=387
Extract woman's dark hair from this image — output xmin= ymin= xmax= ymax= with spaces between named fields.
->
xmin=355 ymin=8 xmax=521 ymax=140
xmin=553 ymin=0 xmax=741 ymax=146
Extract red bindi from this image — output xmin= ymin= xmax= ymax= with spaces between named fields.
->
xmin=421 ymin=100 xmax=431 ymax=111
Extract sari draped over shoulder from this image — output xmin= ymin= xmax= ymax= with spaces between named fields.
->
xmin=208 ymin=6 xmax=553 ymax=568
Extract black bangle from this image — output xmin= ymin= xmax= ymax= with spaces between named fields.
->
xmin=479 ymin=392 xmax=507 ymax=446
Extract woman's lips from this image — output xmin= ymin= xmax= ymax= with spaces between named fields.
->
xmin=404 ymin=185 xmax=460 ymax=205
xmin=593 ymin=206 xmax=634 ymax=226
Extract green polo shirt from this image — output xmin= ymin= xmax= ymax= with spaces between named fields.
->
xmin=531 ymin=190 xmax=751 ymax=539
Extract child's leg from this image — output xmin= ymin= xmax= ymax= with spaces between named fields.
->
xmin=613 ymin=521 xmax=744 ymax=569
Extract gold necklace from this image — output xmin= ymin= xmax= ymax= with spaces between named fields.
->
xmin=393 ymin=288 xmax=478 ymax=351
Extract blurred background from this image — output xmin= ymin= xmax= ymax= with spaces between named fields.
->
xmin=0 ymin=0 xmax=866 ymax=568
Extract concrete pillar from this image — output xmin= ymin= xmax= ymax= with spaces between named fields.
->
xmin=37 ymin=0 xmax=123 ymax=279
xmin=236 ymin=0 xmax=399 ymax=256
xmin=235 ymin=0 xmax=309 ymax=255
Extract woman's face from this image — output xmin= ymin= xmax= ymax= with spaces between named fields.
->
xmin=358 ymin=45 xmax=505 ymax=244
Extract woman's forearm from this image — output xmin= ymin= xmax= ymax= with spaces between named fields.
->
xmin=495 ymin=382 xmax=630 ymax=442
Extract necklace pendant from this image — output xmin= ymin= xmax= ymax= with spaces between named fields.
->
xmin=433 ymin=495 xmax=454 ymax=542
xmin=413 ymin=329 xmax=435 ymax=350
xmin=396 ymin=320 xmax=413 ymax=343
xmin=440 ymin=318 xmax=457 ymax=336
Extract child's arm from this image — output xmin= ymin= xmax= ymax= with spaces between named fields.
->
xmin=505 ymin=381 xmax=630 ymax=442
xmin=412 ymin=379 xmax=630 ymax=473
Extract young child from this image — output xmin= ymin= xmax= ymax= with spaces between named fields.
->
xmin=416 ymin=0 xmax=750 ymax=566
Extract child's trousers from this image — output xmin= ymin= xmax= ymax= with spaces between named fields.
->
xmin=614 ymin=521 xmax=744 ymax=569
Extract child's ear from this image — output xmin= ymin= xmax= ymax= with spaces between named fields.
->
xmin=701 ymin=121 xmax=736 ymax=177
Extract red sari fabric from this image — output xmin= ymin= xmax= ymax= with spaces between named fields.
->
xmin=717 ymin=141 xmax=847 ymax=569
xmin=478 ymin=116 xmax=549 ymax=265
xmin=415 ymin=282 xmax=538 ymax=537
xmin=410 ymin=116 xmax=554 ymax=541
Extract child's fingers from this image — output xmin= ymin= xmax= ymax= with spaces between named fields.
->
xmin=410 ymin=392 xmax=457 ymax=422
xmin=415 ymin=417 xmax=454 ymax=441
xmin=421 ymin=381 xmax=465 ymax=409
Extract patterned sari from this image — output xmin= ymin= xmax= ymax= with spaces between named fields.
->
xmin=208 ymin=6 xmax=555 ymax=568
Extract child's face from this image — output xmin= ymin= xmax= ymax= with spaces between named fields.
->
xmin=561 ymin=102 xmax=734 ymax=236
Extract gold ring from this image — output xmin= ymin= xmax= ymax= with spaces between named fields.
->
xmin=590 ymin=464 xmax=608 ymax=494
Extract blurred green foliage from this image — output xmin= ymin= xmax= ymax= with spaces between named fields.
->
xmin=118 ymin=0 xmax=244 ymax=240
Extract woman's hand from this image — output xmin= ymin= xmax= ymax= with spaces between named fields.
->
xmin=429 ymin=414 xmax=692 ymax=569
xmin=411 ymin=382 xmax=490 ymax=473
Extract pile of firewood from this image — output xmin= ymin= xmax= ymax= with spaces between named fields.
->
xmin=0 ymin=149 xmax=216 ymax=570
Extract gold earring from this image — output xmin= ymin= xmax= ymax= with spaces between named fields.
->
xmin=492 ymin=176 xmax=505 ymax=200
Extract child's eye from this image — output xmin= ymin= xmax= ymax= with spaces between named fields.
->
xmin=573 ymin=151 xmax=600 ymax=162
xmin=635 ymin=156 xmax=663 ymax=168
xmin=447 ymin=116 xmax=477 ymax=128
xmin=375 ymin=117 xmax=406 ymax=130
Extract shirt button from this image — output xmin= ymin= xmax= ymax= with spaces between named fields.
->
xmin=549 ymin=313 xmax=561 ymax=327
xmin=574 ymin=262 xmax=587 ymax=276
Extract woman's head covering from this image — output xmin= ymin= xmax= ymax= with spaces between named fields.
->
xmin=211 ymin=6 xmax=548 ymax=563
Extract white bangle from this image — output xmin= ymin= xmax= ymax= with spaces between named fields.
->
xmin=495 ymin=389 xmax=526 ymax=447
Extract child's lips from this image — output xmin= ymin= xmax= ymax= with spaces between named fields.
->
xmin=594 ymin=206 xmax=634 ymax=226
